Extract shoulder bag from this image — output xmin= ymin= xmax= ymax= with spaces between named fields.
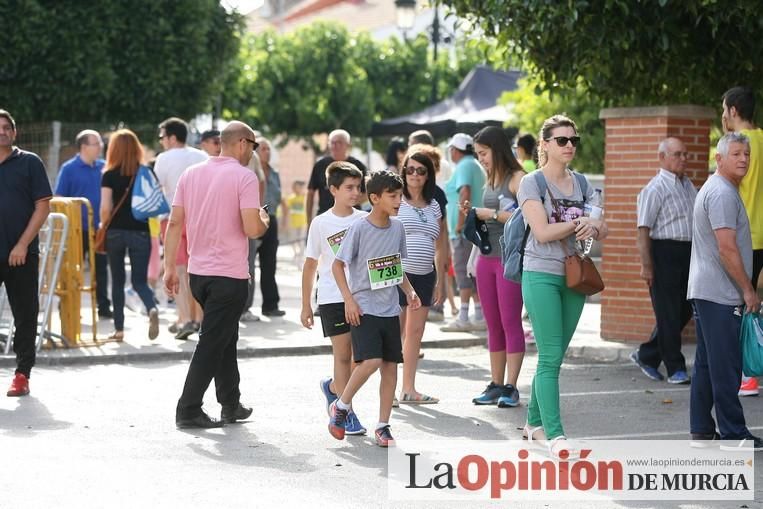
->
xmin=546 ymin=179 xmax=604 ymax=296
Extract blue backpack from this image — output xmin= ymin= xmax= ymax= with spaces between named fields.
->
xmin=131 ymin=165 xmax=170 ymax=221
xmin=500 ymin=170 xmax=588 ymax=282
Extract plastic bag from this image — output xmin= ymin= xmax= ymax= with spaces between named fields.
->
xmin=740 ymin=313 xmax=763 ymax=377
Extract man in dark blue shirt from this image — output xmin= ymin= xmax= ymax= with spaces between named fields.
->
xmin=55 ymin=130 xmax=111 ymax=318
xmin=0 ymin=109 xmax=52 ymax=397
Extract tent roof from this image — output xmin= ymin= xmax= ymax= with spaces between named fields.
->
xmin=371 ymin=66 xmax=520 ymax=138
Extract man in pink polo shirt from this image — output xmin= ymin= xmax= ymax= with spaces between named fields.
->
xmin=164 ymin=121 xmax=270 ymax=429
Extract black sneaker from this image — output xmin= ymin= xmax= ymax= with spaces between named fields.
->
xmin=472 ymin=382 xmax=503 ymax=405
xmin=720 ymin=435 xmax=763 ymax=452
xmin=262 ymin=309 xmax=286 ymax=317
xmin=690 ymin=431 xmax=720 ymax=449
xmin=497 ymin=384 xmax=520 ymax=408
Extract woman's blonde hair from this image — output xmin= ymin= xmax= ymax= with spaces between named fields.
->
xmin=537 ymin=114 xmax=578 ymax=167
xmin=105 ymin=129 xmax=144 ymax=177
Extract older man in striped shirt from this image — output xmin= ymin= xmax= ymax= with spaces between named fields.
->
xmin=631 ymin=137 xmax=697 ymax=385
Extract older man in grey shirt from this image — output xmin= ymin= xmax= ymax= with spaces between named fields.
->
xmin=688 ymin=132 xmax=762 ymax=450
xmin=631 ymin=137 xmax=697 ymax=384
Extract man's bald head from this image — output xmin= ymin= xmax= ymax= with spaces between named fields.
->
xmin=221 ymin=121 xmax=257 ymax=166
xmin=221 ymin=121 xmax=255 ymax=148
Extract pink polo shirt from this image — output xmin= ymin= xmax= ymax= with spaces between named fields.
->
xmin=173 ymin=156 xmax=260 ymax=279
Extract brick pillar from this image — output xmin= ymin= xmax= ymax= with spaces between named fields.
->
xmin=598 ymin=105 xmax=715 ymax=341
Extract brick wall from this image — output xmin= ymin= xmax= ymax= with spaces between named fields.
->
xmin=598 ymin=106 xmax=716 ymax=342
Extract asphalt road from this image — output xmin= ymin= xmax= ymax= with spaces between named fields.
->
xmin=1 ymin=346 xmax=761 ymax=509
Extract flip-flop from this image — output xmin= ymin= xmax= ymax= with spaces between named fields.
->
xmin=399 ymin=392 xmax=439 ymax=404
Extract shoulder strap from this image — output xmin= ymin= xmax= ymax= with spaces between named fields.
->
xmin=101 ymin=172 xmax=135 ymax=230
xmin=531 ymin=170 xmax=547 ymax=204
xmin=572 ymin=171 xmax=589 ymax=202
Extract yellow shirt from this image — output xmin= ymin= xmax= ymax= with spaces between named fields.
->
xmin=148 ymin=217 xmax=160 ymax=238
xmin=286 ymin=194 xmax=306 ymax=229
xmin=740 ymin=128 xmax=763 ymax=249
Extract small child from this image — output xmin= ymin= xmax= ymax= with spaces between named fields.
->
xmin=301 ymin=162 xmax=368 ymax=435
xmin=284 ymin=180 xmax=307 ymax=265
xmin=330 ymin=170 xmax=421 ymax=447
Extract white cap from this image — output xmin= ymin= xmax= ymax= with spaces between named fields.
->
xmin=448 ymin=133 xmax=474 ymax=152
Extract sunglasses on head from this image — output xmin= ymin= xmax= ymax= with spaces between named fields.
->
xmin=403 ymin=166 xmax=428 ymax=176
xmin=546 ymin=136 xmax=581 ymax=148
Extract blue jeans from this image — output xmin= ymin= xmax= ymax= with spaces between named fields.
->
xmin=690 ymin=299 xmax=752 ymax=439
xmin=106 ymin=229 xmax=156 ymax=331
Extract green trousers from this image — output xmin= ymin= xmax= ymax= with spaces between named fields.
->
xmin=522 ymin=271 xmax=586 ymax=440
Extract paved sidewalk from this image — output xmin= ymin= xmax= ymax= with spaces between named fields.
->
xmin=1 ymin=245 xmax=677 ymax=368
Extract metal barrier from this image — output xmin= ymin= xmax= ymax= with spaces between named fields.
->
xmin=0 ymin=212 xmax=69 ymax=353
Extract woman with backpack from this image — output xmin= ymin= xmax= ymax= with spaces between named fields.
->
xmin=100 ymin=129 xmax=159 ymax=341
xmin=463 ymin=126 xmax=527 ymax=409
xmin=517 ymin=114 xmax=607 ymax=458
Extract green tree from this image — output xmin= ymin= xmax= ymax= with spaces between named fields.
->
xmin=503 ymin=77 xmax=607 ymax=173
xmin=443 ymin=0 xmax=763 ymax=109
xmin=0 ymin=0 xmax=241 ymax=123
xmin=222 ymin=22 xmax=485 ymax=139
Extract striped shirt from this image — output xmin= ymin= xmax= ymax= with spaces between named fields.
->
xmin=398 ymin=199 xmax=441 ymax=275
xmin=637 ymin=169 xmax=697 ymax=241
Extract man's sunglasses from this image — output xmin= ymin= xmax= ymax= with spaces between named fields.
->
xmin=403 ymin=166 xmax=428 ymax=176
xmin=546 ymin=136 xmax=581 ymax=148
xmin=243 ymin=138 xmax=260 ymax=150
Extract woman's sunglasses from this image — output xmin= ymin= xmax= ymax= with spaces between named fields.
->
xmin=403 ymin=166 xmax=428 ymax=176
xmin=546 ymin=136 xmax=581 ymax=148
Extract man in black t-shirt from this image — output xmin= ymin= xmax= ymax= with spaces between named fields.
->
xmin=0 ymin=109 xmax=52 ymax=398
xmin=306 ymin=129 xmax=367 ymax=227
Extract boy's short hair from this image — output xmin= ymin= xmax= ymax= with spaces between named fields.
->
xmin=366 ymin=170 xmax=403 ymax=199
xmin=723 ymin=86 xmax=755 ymax=122
xmin=326 ymin=160 xmax=362 ymax=189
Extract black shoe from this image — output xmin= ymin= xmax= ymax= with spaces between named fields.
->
xmin=262 ymin=309 xmax=286 ymax=317
xmin=690 ymin=431 xmax=720 ymax=448
xmin=221 ymin=403 xmax=253 ymax=424
xmin=98 ymin=309 xmax=113 ymax=319
xmin=176 ymin=411 xmax=224 ymax=429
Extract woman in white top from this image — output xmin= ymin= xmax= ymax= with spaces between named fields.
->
xmin=396 ymin=150 xmax=446 ymax=404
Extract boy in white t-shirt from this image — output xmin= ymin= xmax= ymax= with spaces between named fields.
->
xmin=301 ymin=161 xmax=368 ymax=435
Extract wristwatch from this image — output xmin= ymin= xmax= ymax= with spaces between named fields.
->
xmin=492 ymin=210 xmax=499 ymax=221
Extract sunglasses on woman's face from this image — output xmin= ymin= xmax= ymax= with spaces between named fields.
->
xmin=403 ymin=166 xmax=428 ymax=176
xmin=546 ymin=136 xmax=581 ymax=148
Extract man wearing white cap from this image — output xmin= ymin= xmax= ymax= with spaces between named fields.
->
xmin=442 ymin=133 xmax=487 ymax=332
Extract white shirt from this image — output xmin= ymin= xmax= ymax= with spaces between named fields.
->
xmin=305 ymin=208 xmax=367 ymax=304
xmin=154 ymin=146 xmax=208 ymax=206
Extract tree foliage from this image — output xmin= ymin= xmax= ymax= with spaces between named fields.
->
xmin=503 ymin=77 xmax=607 ymax=173
xmin=444 ymin=0 xmax=763 ymax=108
xmin=222 ymin=22 xmax=485 ymax=138
xmin=0 ymin=0 xmax=242 ymax=123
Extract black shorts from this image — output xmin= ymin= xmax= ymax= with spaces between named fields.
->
xmin=318 ymin=303 xmax=351 ymax=338
xmin=351 ymin=314 xmax=403 ymax=363
xmin=398 ymin=270 xmax=436 ymax=307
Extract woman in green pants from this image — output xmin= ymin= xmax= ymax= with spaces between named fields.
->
xmin=516 ymin=114 xmax=608 ymax=458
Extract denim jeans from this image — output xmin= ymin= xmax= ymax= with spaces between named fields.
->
xmin=690 ymin=299 xmax=752 ymax=439
xmin=106 ymin=229 xmax=156 ymax=331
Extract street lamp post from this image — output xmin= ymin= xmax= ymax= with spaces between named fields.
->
xmin=395 ymin=0 xmax=448 ymax=105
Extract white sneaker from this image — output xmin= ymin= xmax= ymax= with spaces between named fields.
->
xmin=427 ymin=310 xmax=445 ymax=322
xmin=440 ymin=320 xmax=473 ymax=333
xmin=469 ymin=320 xmax=487 ymax=331
xmin=240 ymin=311 xmax=260 ymax=322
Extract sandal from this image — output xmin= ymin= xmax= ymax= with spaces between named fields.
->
xmin=548 ymin=436 xmax=580 ymax=460
xmin=399 ymin=392 xmax=439 ymax=404
xmin=522 ymin=423 xmax=546 ymax=446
